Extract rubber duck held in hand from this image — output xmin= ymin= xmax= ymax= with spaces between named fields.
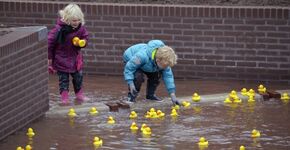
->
xmin=241 ymin=88 xmax=248 ymax=96
xmin=89 ymin=107 xmax=98 ymax=116
xmin=129 ymin=111 xmax=138 ymax=119
xmin=251 ymin=129 xmax=261 ymax=138
xmin=107 ymin=116 xmax=115 ymax=124
xmin=130 ymin=122 xmax=139 ymax=131
xmin=68 ymin=108 xmax=77 ymax=118
xmin=257 ymin=84 xmax=266 ymax=94
xmin=93 ymin=136 xmax=103 ymax=148
xmin=26 ymin=128 xmax=35 ymax=139
xmin=198 ymin=137 xmax=209 ymax=147
xmin=281 ymin=93 xmax=290 ymax=100
xmin=192 ymin=93 xmax=201 ymax=102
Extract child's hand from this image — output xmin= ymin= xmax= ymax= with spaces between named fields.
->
xmin=72 ymin=37 xmax=86 ymax=47
xmin=48 ymin=66 xmax=56 ymax=74
xmin=129 ymin=83 xmax=137 ymax=97
xmin=170 ymin=93 xmax=181 ymax=105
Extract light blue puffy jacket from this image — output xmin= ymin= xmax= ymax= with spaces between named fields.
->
xmin=123 ymin=40 xmax=176 ymax=94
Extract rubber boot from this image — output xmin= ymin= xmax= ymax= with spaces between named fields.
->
xmin=146 ymin=81 xmax=162 ymax=101
xmin=61 ymin=90 xmax=69 ymax=104
xmin=76 ymin=88 xmax=89 ymax=102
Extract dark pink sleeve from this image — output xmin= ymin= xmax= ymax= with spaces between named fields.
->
xmin=47 ymin=26 xmax=59 ymax=59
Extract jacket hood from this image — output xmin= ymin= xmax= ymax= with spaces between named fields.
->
xmin=57 ymin=18 xmax=67 ymax=26
xmin=146 ymin=40 xmax=165 ymax=58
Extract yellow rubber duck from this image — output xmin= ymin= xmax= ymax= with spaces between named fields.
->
xmin=141 ymin=123 xmax=148 ymax=132
xmin=25 ymin=145 xmax=32 ymax=150
xmin=170 ymin=108 xmax=178 ymax=117
xmin=192 ymin=93 xmax=201 ymax=102
xmin=149 ymin=108 xmax=156 ymax=113
xmin=229 ymin=90 xmax=237 ymax=98
xmin=247 ymin=89 xmax=255 ymax=97
xmin=26 ymin=128 xmax=35 ymax=138
xmin=258 ymin=84 xmax=266 ymax=93
xmin=16 ymin=147 xmax=24 ymax=150
xmin=182 ymin=101 xmax=191 ymax=108
xmin=93 ymin=136 xmax=103 ymax=148
xmin=72 ymin=37 xmax=86 ymax=47
xmin=130 ymin=122 xmax=139 ymax=131
xmin=129 ymin=111 xmax=138 ymax=119
xmin=224 ymin=97 xmax=232 ymax=104
xmin=248 ymin=95 xmax=255 ymax=103
xmin=233 ymin=97 xmax=242 ymax=103
xmin=150 ymin=111 xmax=159 ymax=119
xmin=172 ymin=104 xmax=180 ymax=110
xmin=198 ymin=137 xmax=209 ymax=147
xmin=251 ymin=129 xmax=261 ymax=138
xmin=142 ymin=127 xmax=152 ymax=135
xmin=241 ymin=88 xmax=247 ymax=95
xmin=281 ymin=93 xmax=290 ymax=100
xmin=107 ymin=116 xmax=115 ymax=124
xmin=89 ymin=107 xmax=98 ymax=115
xmin=240 ymin=145 xmax=246 ymax=150
xmin=68 ymin=108 xmax=76 ymax=118
xmin=156 ymin=110 xmax=165 ymax=118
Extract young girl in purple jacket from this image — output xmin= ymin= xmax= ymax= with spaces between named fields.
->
xmin=48 ymin=3 xmax=89 ymax=104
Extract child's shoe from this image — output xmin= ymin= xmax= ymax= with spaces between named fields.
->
xmin=76 ymin=89 xmax=89 ymax=102
xmin=146 ymin=95 xmax=163 ymax=102
xmin=127 ymin=92 xmax=137 ymax=103
xmin=61 ymin=90 xmax=69 ymax=104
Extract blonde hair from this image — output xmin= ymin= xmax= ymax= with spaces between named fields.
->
xmin=59 ymin=3 xmax=85 ymax=25
xmin=155 ymin=46 xmax=177 ymax=67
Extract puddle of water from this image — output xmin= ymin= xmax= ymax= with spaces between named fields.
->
xmin=0 ymin=99 xmax=290 ymax=150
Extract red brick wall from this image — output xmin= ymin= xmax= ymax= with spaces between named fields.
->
xmin=1 ymin=1 xmax=289 ymax=84
xmin=0 ymin=26 xmax=48 ymax=141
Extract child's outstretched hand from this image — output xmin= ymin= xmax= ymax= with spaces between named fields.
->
xmin=170 ymin=93 xmax=181 ymax=105
xmin=72 ymin=37 xmax=86 ymax=47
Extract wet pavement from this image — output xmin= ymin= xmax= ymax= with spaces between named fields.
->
xmin=0 ymin=75 xmax=289 ymax=150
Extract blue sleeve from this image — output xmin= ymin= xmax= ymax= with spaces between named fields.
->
xmin=124 ymin=53 xmax=147 ymax=84
xmin=162 ymin=67 xmax=176 ymax=94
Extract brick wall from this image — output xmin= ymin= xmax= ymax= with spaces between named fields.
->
xmin=0 ymin=1 xmax=289 ymax=84
xmin=0 ymin=26 xmax=48 ymax=141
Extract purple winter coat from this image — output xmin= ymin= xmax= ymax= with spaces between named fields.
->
xmin=48 ymin=19 xmax=89 ymax=73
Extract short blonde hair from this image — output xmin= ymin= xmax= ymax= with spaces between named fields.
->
xmin=156 ymin=46 xmax=177 ymax=67
xmin=59 ymin=3 xmax=85 ymax=25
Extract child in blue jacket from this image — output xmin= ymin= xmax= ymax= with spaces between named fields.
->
xmin=123 ymin=40 xmax=181 ymax=105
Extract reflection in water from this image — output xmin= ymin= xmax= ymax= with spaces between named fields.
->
xmin=1 ymin=100 xmax=290 ymax=149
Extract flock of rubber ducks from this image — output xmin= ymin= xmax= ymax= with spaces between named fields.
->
xmin=15 ymin=85 xmax=288 ymax=149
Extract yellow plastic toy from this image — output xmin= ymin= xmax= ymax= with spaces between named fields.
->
xmin=72 ymin=37 xmax=86 ymax=47
xmin=141 ymin=123 xmax=148 ymax=132
xmin=192 ymin=93 xmax=201 ymax=102
xmin=172 ymin=105 xmax=180 ymax=110
xmin=130 ymin=122 xmax=139 ymax=131
xmin=248 ymin=96 xmax=255 ymax=103
xmin=182 ymin=101 xmax=191 ymax=108
xmin=107 ymin=116 xmax=115 ymax=124
xmin=224 ymin=97 xmax=232 ymax=104
xmin=251 ymin=129 xmax=261 ymax=138
xmin=281 ymin=93 xmax=290 ymax=100
xmin=149 ymin=108 xmax=156 ymax=113
xmin=16 ymin=147 xmax=24 ymax=150
xmin=89 ymin=107 xmax=98 ymax=115
xmin=156 ymin=110 xmax=165 ymax=118
xmin=198 ymin=137 xmax=209 ymax=147
xmin=68 ymin=108 xmax=76 ymax=118
xmin=142 ymin=127 xmax=152 ymax=135
xmin=129 ymin=111 xmax=138 ymax=119
xmin=170 ymin=108 xmax=178 ymax=117
xmin=258 ymin=84 xmax=266 ymax=93
xmin=26 ymin=128 xmax=35 ymax=139
xmin=93 ymin=136 xmax=103 ymax=148
xmin=240 ymin=145 xmax=246 ymax=150
xmin=25 ymin=145 xmax=32 ymax=150
xmin=233 ymin=97 xmax=242 ymax=103
xmin=229 ymin=90 xmax=237 ymax=98
xmin=241 ymin=88 xmax=247 ymax=95
xmin=247 ymin=89 xmax=255 ymax=97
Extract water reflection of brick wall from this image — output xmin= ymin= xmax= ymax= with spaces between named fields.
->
xmin=0 ymin=1 xmax=289 ymax=84
xmin=0 ymin=26 xmax=48 ymax=141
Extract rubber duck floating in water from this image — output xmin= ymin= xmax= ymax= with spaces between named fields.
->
xmin=240 ymin=145 xmax=246 ymax=150
xmin=142 ymin=126 xmax=152 ymax=135
xmin=130 ymin=122 xmax=139 ymax=131
xmin=248 ymin=95 xmax=255 ymax=103
xmin=170 ymin=108 xmax=178 ymax=117
xmin=89 ymin=107 xmax=98 ymax=115
xmin=257 ymin=84 xmax=266 ymax=94
xmin=172 ymin=104 xmax=180 ymax=110
xmin=26 ymin=128 xmax=35 ymax=139
xmin=129 ymin=111 xmax=138 ymax=119
xmin=107 ymin=116 xmax=115 ymax=124
xmin=68 ymin=108 xmax=76 ymax=118
xmin=93 ymin=136 xmax=103 ymax=148
xmin=198 ymin=137 xmax=209 ymax=147
xmin=281 ymin=93 xmax=289 ymax=100
xmin=241 ymin=88 xmax=248 ymax=96
xmin=229 ymin=90 xmax=237 ymax=99
xmin=224 ymin=97 xmax=232 ymax=104
xmin=192 ymin=93 xmax=201 ymax=102
xmin=156 ymin=110 xmax=165 ymax=118
xmin=247 ymin=89 xmax=255 ymax=97
xmin=233 ymin=97 xmax=242 ymax=103
xmin=25 ymin=145 xmax=32 ymax=150
xmin=141 ymin=123 xmax=148 ymax=132
xmin=16 ymin=147 xmax=24 ymax=150
xmin=251 ymin=129 xmax=261 ymax=138
xmin=182 ymin=101 xmax=191 ymax=108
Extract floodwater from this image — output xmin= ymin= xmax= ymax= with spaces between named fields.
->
xmin=0 ymin=75 xmax=290 ymax=150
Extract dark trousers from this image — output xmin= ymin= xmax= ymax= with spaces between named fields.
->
xmin=132 ymin=69 xmax=162 ymax=96
xmin=57 ymin=71 xmax=83 ymax=94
